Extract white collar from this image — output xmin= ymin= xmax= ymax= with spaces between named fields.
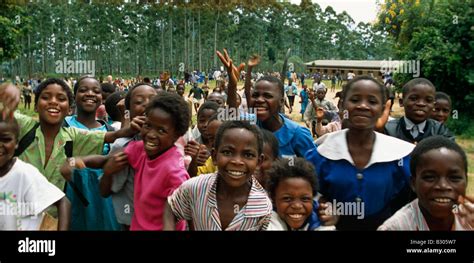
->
xmin=317 ymin=129 xmax=414 ymax=168
xmin=404 ymin=117 xmax=426 ymax=134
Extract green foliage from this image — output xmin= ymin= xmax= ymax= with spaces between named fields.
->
xmin=378 ymin=0 xmax=474 ymax=120
xmin=3 ymin=0 xmax=393 ymax=79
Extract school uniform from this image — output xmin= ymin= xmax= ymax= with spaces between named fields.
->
xmin=385 ymin=117 xmax=455 ymax=144
xmin=258 ymin=113 xmax=316 ymax=158
xmin=305 ymin=129 xmax=415 ymax=230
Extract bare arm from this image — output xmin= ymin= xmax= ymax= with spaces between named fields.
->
xmin=163 ymin=202 xmax=177 ymax=231
xmin=104 ymin=116 xmax=145 ymax=143
xmin=56 ymin=196 xmax=71 ymax=231
xmin=99 ymin=151 xmax=129 ymax=197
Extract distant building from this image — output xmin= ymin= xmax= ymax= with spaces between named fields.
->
xmin=304 ymin=60 xmax=401 ymax=80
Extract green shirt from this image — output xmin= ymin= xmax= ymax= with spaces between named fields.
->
xmin=15 ymin=113 xmax=106 ymax=189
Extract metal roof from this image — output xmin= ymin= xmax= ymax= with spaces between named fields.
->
xmin=304 ymin=60 xmax=403 ymax=69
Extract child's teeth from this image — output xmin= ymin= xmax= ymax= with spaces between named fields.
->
xmin=228 ymin=171 xmax=244 ymax=176
xmin=288 ymin=214 xmax=303 ymax=219
xmin=434 ymin=198 xmax=451 ymax=203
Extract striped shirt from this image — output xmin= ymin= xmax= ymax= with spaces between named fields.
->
xmin=168 ymin=173 xmax=272 ymax=230
xmin=378 ymin=199 xmax=473 ymax=231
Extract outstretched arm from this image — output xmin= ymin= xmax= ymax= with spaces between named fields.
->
xmin=216 ymin=49 xmax=245 ymax=109
xmin=244 ymin=55 xmax=261 ymax=109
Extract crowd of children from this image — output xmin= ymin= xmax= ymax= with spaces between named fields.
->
xmin=0 ymin=51 xmax=472 ymax=231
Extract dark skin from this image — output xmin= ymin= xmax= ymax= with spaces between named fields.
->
xmin=1 ymin=83 xmax=140 ymax=169
xmin=74 ymin=77 xmax=103 ymax=129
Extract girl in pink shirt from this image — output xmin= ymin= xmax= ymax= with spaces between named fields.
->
xmin=104 ymin=92 xmax=191 ymax=230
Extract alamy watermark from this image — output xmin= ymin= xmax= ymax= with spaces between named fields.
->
xmin=55 ymin=57 xmax=96 ymax=76
xmin=380 ymin=57 xmax=420 ymax=77
xmin=217 ymin=106 xmax=257 ymax=124
xmin=323 ymin=199 xmax=365 ymax=219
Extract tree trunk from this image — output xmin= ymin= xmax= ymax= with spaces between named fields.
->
xmin=213 ymin=11 xmax=220 ymax=68
xmin=198 ymin=9 xmax=202 ymax=72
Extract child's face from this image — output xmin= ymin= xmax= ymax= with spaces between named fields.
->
xmin=35 ymin=84 xmax=71 ymax=125
xmin=205 ymin=120 xmax=222 ymax=148
xmin=403 ymin=84 xmax=435 ymax=124
xmin=316 ymin=90 xmax=326 ymax=100
xmin=255 ymin=143 xmax=276 ymax=187
xmin=177 ymin=85 xmax=185 ymax=96
xmin=344 ymin=80 xmax=383 ymax=130
xmin=274 ymin=177 xmax=313 ymax=230
xmin=76 ymin=78 xmax=102 ymax=113
xmin=432 ymin=98 xmax=451 ymax=124
xmin=0 ymin=123 xmax=17 ymax=173
xmin=412 ymin=148 xmax=467 ymax=221
xmin=197 ymin=109 xmax=216 ymax=136
xmin=207 ymin=93 xmax=225 ymax=108
xmin=141 ymin=108 xmax=178 ymax=159
xmin=252 ymin=80 xmax=284 ymax=121
xmin=130 ymin=85 xmax=157 ymax=118
xmin=213 ymin=128 xmax=261 ymax=188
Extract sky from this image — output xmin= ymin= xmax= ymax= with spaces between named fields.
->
xmin=289 ymin=0 xmax=380 ymax=24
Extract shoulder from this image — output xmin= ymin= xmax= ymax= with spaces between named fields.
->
xmin=378 ymin=200 xmax=419 ymax=231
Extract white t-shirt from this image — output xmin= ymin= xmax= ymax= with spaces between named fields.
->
xmin=0 ymin=159 xmax=65 ymax=230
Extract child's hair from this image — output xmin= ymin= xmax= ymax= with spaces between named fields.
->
xmin=402 ymin=78 xmax=436 ymax=96
xmin=256 ymin=75 xmax=284 ymax=97
xmin=214 ymin=121 xmax=263 ymax=155
xmin=410 ymin=136 xmax=467 ymax=176
xmin=207 ymin=113 xmax=220 ymax=125
xmin=342 ymin=75 xmax=386 ymax=103
xmin=0 ymin=117 xmax=20 ymax=140
xmin=34 ymin=78 xmax=74 ymax=107
xmin=261 ymin=128 xmax=279 ymax=159
xmin=435 ymin=91 xmax=452 ymax=106
xmin=105 ymin=91 xmax=126 ymax=122
xmin=101 ymin=83 xmax=116 ymax=94
xmin=145 ymin=92 xmax=190 ymax=137
xmin=73 ymin=75 xmax=99 ymax=95
xmin=266 ymin=158 xmax=318 ymax=199
xmin=197 ymin=101 xmax=219 ymax=117
xmin=124 ymin=82 xmax=155 ymax=110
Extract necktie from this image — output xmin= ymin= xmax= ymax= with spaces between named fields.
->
xmin=410 ymin=125 xmax=419 ymax=138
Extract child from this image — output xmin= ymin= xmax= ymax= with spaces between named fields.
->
xmin=254 ymin=129 xmax=279 ymax=188
xmin=163 ymin=121 xmax=272 ymax=230
xmin=0 ymin=80 xmax=138 ymax=190
xmin=188 ymin=83 xmax=204 ymax=113
xmin=431 ymin=91 xmax=452 ymax=124
xmin=0 ymin=118 xmax=70 ymax=230
xmin=378 ymin=136 xmax=473 ymax=230
xmin=216 ymin=51 xmax=315 ymax=158
xmin=64 ymin=75 xmax=119 ymax=230
xmin=306 ymin=76 xmax=415 ymax=230
xmin=62 ymin=83 xmax=157 ymax=230
xmin=266 ymin=158 xmax=326 ymax=231
xmin=299 ymin=85 xmax=309 ymax=121
xmin=191 ymin=114 xmax=223 ymax=177
xmin=104 ymin=92 xmax=191 ymax=230
xmin=185 ymin=105 xmax=220 ymax=178
xmin=304 ymin=86 xmax=338 ymax=132
xmin=105 ymin=91 xmax=126 ymax=130
xmin=385 ymin=78 xmax=455 ymax=143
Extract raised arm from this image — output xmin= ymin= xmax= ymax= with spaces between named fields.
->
xmin=244 ymin=55 xmax=261 ymax=109
xmin=103 ymin=115 xmax=145 ymax=143
xmin=216 ymin=49 xmax=245 ymax=109
xmin=0 ymin=83 xmax=21 ymax=120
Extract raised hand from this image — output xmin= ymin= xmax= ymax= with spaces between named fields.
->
xmin=456 ymin=195 xmax=474 ymax=229
xmin=0 ymin=83 xmax=21 ymax=120
xmin=375 ymin=99 xmax=392 ymax=132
